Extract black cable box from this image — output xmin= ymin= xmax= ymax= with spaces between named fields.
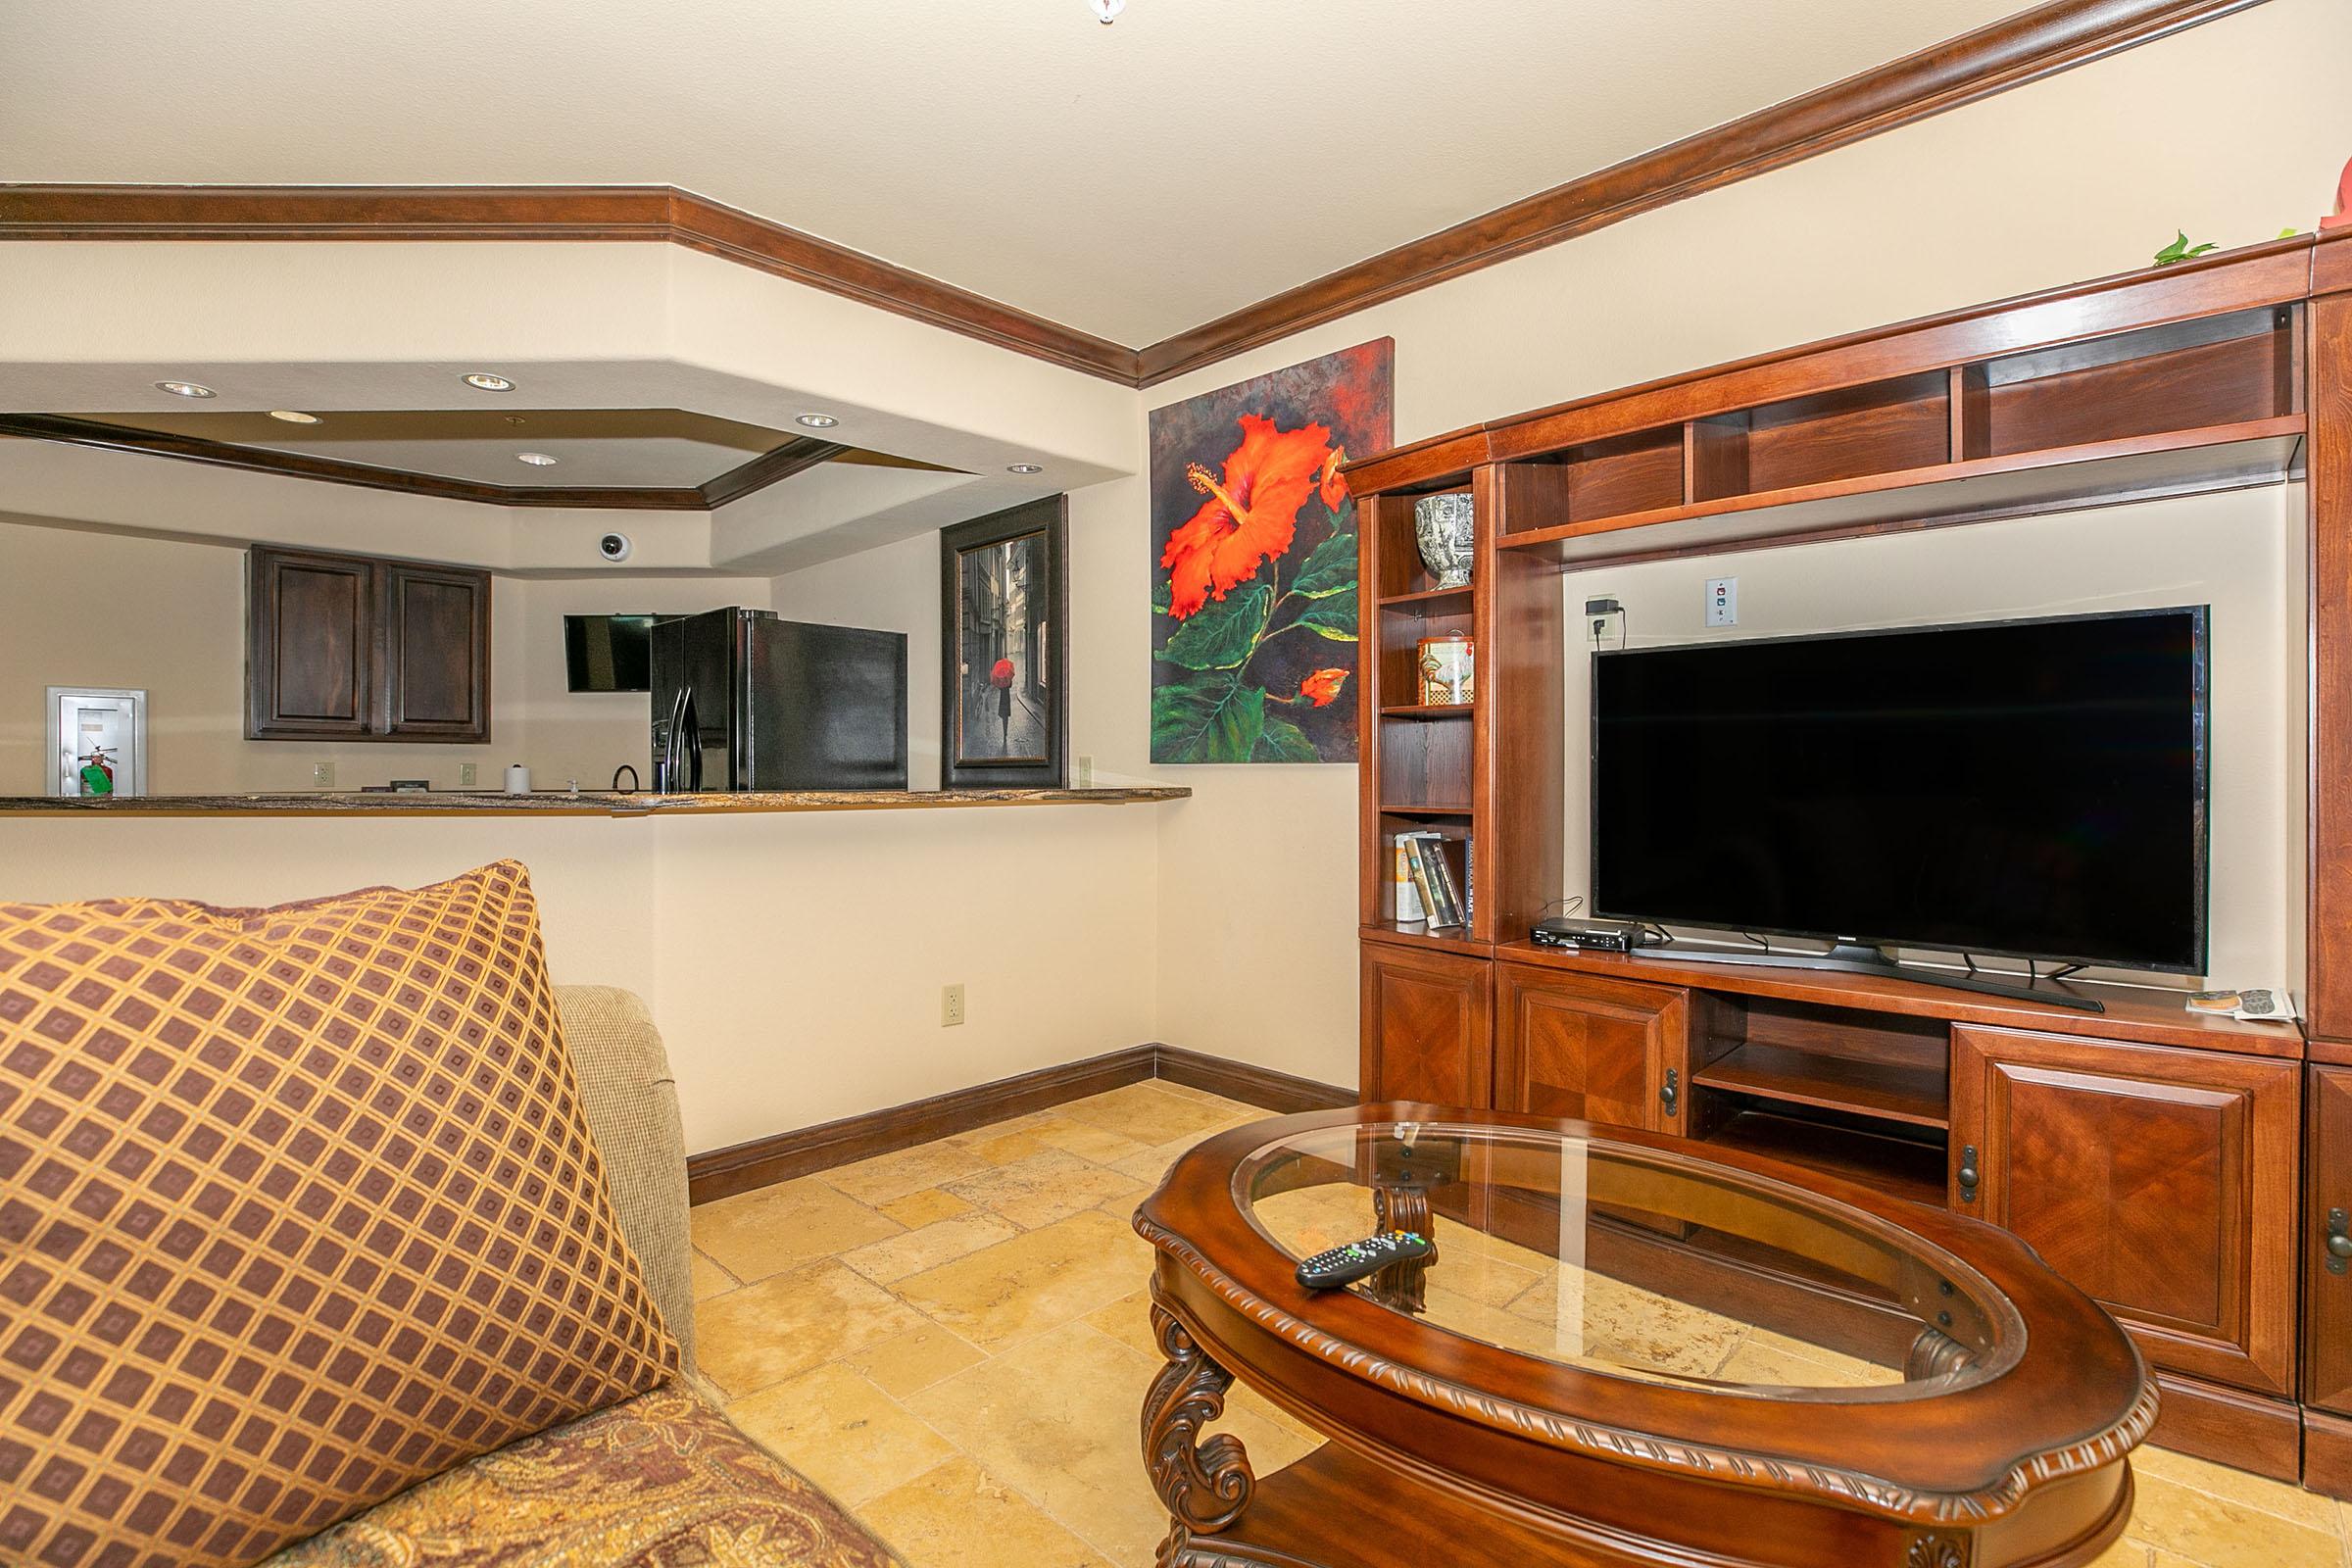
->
xmin=1531 ymin=916 xmax=1644 ymax=954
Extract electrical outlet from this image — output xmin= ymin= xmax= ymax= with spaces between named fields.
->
xmin=941 ymin=983 xmax=966 ymax=1028
xmin=459 ymin=762 xmax=477 ymax=788
xmin=1075 ymin=755 xmax=1095 ymax=789
xmin=312 ymin=760 xmax=334 ymax=788
xmin=1706 ymin=577 xmax=1739 ymax=627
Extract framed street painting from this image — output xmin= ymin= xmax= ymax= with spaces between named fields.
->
xmin=1149 ymin=339 xmax=1393 ymax=763
xmin=942 ymin=495 xmax=1067 ymax=789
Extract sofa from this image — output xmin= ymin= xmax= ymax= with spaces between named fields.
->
xmin=254 ymin=986 xmax=899 ymax=1568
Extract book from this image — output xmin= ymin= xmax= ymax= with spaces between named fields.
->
xmin=1404 ymin=831 xmax=1466 ymax=929
xmin=1392 ymin=838 xmax=1426 ymax=923
xmin=1425 ymin=835 xmax=1469 ymax=927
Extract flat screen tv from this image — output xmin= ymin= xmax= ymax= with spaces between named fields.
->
xmin=564 ymin=613 xmax=658 ymax=693
xmin=1591 ymin=607 xmax=2209 ymax=979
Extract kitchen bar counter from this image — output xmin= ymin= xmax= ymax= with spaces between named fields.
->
xmin=0 ymin=787 xmax=1190 ymax=817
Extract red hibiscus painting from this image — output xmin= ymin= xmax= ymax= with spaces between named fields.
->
xmin=1148 ymin=340 xmax=1394 ymax=763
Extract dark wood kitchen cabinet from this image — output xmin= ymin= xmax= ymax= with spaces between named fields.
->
xmin=247 ymin=545 xmax=491 ymax=742
xmin=1360 ymin=940 xmax=1491 ymax=1106
xmin=1494 ymin=961 xmax=1689 ymax=1132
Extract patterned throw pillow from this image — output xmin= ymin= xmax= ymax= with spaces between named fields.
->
xmin=0 ymin=860 xmax=680 ymax=1568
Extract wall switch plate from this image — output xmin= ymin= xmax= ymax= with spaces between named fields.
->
xmin=941 ymin=983 xmax=966 ymax=1028
xmin=312 ymin=760 xmax=334 ymax=788
xmin=459 ymin=762 xmax=477 ymax=787
xmin=1075 ymin=755 xmax=1095 ymax=789
xmin=1706 ymin=577 xmax=1739 ymax=627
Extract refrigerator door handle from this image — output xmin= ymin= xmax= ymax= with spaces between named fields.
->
xmin=675 ymin=685 xmax=703 ymax=792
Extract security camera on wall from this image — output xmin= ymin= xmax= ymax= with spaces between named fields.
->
xmin=598 ymin=532 xmax=633 ymax=564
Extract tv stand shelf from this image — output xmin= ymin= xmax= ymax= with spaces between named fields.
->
xmin=1498 ymin=940 xmax=2302 ymax=1058
xmin=1696 ymin=1107 xmax=1947 ymax=1208
xmin=1690 ymin=1041 xmax=1948 ymax=1129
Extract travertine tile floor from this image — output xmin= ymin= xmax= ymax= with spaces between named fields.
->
xmin=690 ymin=1079 xmax=2351 ymax=1568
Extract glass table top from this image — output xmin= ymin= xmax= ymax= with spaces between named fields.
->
xmin=1237 ymin=1120 xmax=2021 ymax=1399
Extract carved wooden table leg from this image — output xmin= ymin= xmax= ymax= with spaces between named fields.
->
xmin=1145 ymin=1301 xmax=1255 ymax=1558
xmin=1364 ymin=1184 xmax=1436 ymax=1314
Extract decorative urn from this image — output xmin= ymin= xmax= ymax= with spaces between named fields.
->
xmin=1414 ymin=493 xmax=1475 ymax=589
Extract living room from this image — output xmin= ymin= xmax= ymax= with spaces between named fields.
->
xmin=4 ymin=3 xmax=2352 ymax=1565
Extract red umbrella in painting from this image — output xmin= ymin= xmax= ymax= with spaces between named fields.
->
xmin=990 ymin=657 xmax=1015 ymax=746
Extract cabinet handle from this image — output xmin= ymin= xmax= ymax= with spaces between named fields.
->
xmin=1659 ymin=1068 xmax=1679 ymax=1118
xmin=1957 ymin=1146 xmax=1980 ymax=1204
xmin=2329 ymin=1208 xmax=2352 ymax=1276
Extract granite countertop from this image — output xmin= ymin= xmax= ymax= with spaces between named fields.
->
xmin=0 ymin=787 xmax=1191 ymax=817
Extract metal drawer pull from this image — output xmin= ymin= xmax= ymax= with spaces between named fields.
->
xmin=1958 ymin=1146 xmax=1980 ymax=1204
xmin=2329 ymin=1208 xmax=2352 ymax=1276
xmin=1659 ymin=1068 xmax=1679 ymax=1118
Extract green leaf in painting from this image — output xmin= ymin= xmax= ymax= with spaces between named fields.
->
xmin=1297 ymin=583 xmax=1357 ymax=642
xmin=1150 ymin=579 xmax=1171 ymax=614
xmin=1152 ymin=672 xmax=1267 ymax=763
xmin=1290 ymin=530 xmax=1356 ymax=600
xmin=1253 ymin=711 xmax=1319 ymax=762
xmin=1156 ymin=583 xmax=1270 ymax=670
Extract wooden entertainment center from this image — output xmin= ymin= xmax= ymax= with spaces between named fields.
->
xmin=1343 ymin=227 xmax=2352 ymax=1492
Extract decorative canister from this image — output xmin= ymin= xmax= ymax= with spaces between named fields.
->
xmin=1413 ymin=492 xmax=1475 ymax=589
xmin=1417 ymin=632 xmax=1475 ymax=707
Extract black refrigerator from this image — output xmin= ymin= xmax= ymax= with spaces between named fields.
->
xmin=648 ymin=610 xmax=907 ymax=791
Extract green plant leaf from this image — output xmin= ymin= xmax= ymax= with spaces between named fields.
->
xmin=1297 ymin=584 xmax=1358 ymax=642
xmin=1253 ymin=711 xmax=1320 ymax=762
xmin=1152 ymin=673 xmax=1266 ymax=763
xmin=1150 ymin=579 xmax=1171 ymax=614
xmin=2154 ymin=229 xmax=2219 ymax=266
xmin=1156 ymin=584 xmax=1270 ymax=670
xmin=1290 ymin=530 xmax=1357 ymax=600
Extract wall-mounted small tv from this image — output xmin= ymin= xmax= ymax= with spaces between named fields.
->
xmin=564 ymin=613 xmax=659 ymax=693
xmin=1591 ymin=607 xmax=2209 ymax=975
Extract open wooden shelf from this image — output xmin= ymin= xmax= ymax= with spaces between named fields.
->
xmin=1380 ymin=803 xmax=1474 ymax=817
xmin=1691 ymin=1042 xmax=1948 ymax=1129
xmin=1380 ymin=704 xmax=1473 ymax=719
xmin=1699 ymin=1108 xmax=1947 ymax=1207
xmin=1360 ymin=921 xmax=1489 ymax=956
xmin=1377 ymin=584 xmax=1476 ymax=611
xmin=1496 ymin=418 xmax=2304 ymax=567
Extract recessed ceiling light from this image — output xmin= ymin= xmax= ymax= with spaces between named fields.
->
xmin=463 ymin=373 xmax=516 ymax=392
xmin=155 ymin=380 xmax=216 ymax=399
xmin=795 ymin=413 xmax=840 ymax=429
xmin=516 ymin=452 xmax=559 ymax=466
xmin=267 ymin=410 xmax=321 ymax=424
xmin=1007 ymin=463 xmax=1044 ymax=474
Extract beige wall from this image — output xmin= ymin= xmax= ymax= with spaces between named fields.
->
xmin=2 ymin=0 xmax=2345 ymax=1144
xmin=0 ymin=514 xmax=773 ymax=795
xmin=0 ymin=808 xmax=1157 ymax=1152
xmin=764 ymin=0 xmax=2352 ymax=1088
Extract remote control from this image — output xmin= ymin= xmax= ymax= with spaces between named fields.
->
xmin=1294 ymin=1231 xmax=1433 ymax=1291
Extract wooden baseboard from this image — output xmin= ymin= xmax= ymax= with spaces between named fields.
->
xmin=1153 ymin=1045 xmax=1359 ymax=1114
xmin=686 ymin=1045 xmax=1357 ymax=1204
xmin=2304 ymin=1409 xmax=2352 ymax=1497
xmin=2145 ymin=1370 xmax=2302 ymax=1483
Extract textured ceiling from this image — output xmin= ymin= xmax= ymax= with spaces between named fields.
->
xmin=0 ymin=0 xmax=2026 ymax=344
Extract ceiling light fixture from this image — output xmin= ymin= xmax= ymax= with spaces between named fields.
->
xmin=463 ymin=372 xmax=516 ymax=392
xmin=516 ymin=452 xmax=559 ymax=466
xmin=1092 ymin=0 xmax=1125 ymax=23
xmin=268 ymin=410 xmax=321 ymax=424
xmin=1007 ymin=463 xmax=1044 ymax=474
xmin=155 ymin=380 xmax=216 ymax=399
xmin=795 ymin=413 xmax=840 ymax=429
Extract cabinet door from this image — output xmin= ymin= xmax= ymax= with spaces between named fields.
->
xmin=247 ymin=546 xmax=374 ymax=739
xmin=1360 ymin=942 xmax=1492 ymax=1107
xmin=1950 ymin=1025 xmax=2299 ymax=1395
xmin=1495 ymin=963 xmax=1686 ymax=1132
xmin=2308 ymin=1066 xmax=2352 ymax=1412
xmin=378 ymin=562 xmax=491 ymax=741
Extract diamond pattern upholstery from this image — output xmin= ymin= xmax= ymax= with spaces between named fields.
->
xmin=0 ymin=860 xmax=679 ymax=1568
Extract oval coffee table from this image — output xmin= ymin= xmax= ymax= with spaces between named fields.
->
xmin=1134 ymin=1102 xmax=2152 ymax=1568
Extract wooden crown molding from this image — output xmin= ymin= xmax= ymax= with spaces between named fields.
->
xmin=0 ymin=411 xmax=845 ymax=511
xmin=0 ymin=0 xmax=2269 ymax=395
